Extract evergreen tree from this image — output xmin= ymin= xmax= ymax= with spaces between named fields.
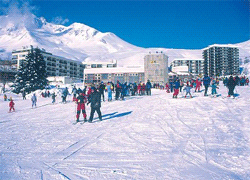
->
xmin=12 ymin=60 xmax=28 ymax=94
xmin=13 ymin=47 xmax=48 ymax=94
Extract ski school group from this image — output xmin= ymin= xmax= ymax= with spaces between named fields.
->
xmin=4 ymin=75 xmax=249 ymax=123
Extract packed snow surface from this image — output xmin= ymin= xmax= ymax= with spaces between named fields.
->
xmin=0 ymin=84 xmax=250 ymax=179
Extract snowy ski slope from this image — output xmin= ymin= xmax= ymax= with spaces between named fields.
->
xmin=0 ymin=83 xmax=250 ymax=179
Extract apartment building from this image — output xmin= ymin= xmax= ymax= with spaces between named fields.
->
xmin=144 ymin=52 xmax=168 ymax=85
xmin=170 ymin=59 xmax=204 ymax=75
xmin=12 ymin=46 xmax=84 ymax=79
xmin=203 ymin=44 xmax=239 ymax=76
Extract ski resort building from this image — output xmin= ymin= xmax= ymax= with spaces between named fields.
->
xmin=144 ymin=52 xmax=169 ymax=85
xmin=12 ymin=46 xmax=84 ymax=80
xmin=170 ymin=59 xmax=204 ymax=75
xmin=84 ymin=67 xmax=144 ymax=84
xmin=203 ymin=44 xmax=240 ymax=76
xmin=82 ymin=60 xmax=117 ymax=69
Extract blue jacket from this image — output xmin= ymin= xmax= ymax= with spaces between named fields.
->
xmin=203 ymin=76 xmax=211 ymax=86
xmin=174 ymin=81 xmax=180 ymax=89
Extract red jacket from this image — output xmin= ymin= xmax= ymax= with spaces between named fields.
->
xmin=9 ymin=100 xmax=15 ymax=107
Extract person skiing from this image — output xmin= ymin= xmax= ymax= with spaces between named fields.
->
xmin=75 ymin=93 xmax=87 ymax=122
xmin=211 ymin=82 xmax=218 ymax=95
xmin=72 ymin=86 xmax=77 ymax=99
xmin=227 ymin=76 xmax=236 ymax=97
xmin=173 ymin=79 xmax=180 ymax=98
xmin=52 ymin=92 xmax=57 ymax=104
xmin=4 ymin=94 xmax=7 ymax=101
xmin=98 ymin=81 xmax=106 ymax=101
xmin=203 ymin=74 xmax=211 ymax=96
xmin=9 ymin=97 xmax=15 ymax=112
xmin=165 ymin=83 xmax=170 ymax=93
xmin=195 ymin=78 xmax=201 ymax=92
xmin=106 ymin=82 xmax=113 ymax=101
xmin=88 ymin=87 xmax=102 ymax=122
xmin=146 ymin=80 xmax=152 ymax=95
xmin=22 ymin=90 xmax=26 ymax=100
xmin=62 ymin=87 xmax=69 ymax=103
xmin=183 ymin=84 xmax=192 ymax=98
xmin=31 ymin=93 xmax=37 ymax=108
xmin=115 ymin=80 xmax=122 ymax=100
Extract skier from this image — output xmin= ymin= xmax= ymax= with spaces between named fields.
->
xmin=183 ymin=84 xmax=192 ymax=98
xmin=88 ymin=87 xmax=102 ymax=122
xmin=31 ymin=93 xmax=37 ymax=108
xmin=195 ymin=78 xmax=201 ymax=92
xmin=246 ymin=78 xmax=249 ymax=85
xmin=165 ymin=83 xmax=170 ymax=93
xmin=98 ymin=81 xmax=106 ymax=101
xmin=203 ymin=74 xmax=211 ymax=96
xmin=4 ymin=94 xmax=7 ymax=101
xmin=72 ymin=86 xmax=77 ymax=99
xmin=62 ymin=87 xmax=69 ymax=103
xmin=115 ymin=80 xmax=122 ymax=100
xmin=227 ymin=76 xmax=236 ymax=97
xmin=75 ymin=93 xmax=87 ymax=122
xmin=9 ymin=97 xmax=15 ymax=112
xmin=52 ymin=92 xmax=57 ymax=104
xmin=22 ymin=90 xmax=26 ymax=100
xmin=146 ymin=80 xmax=152 ymax=95
xmin=173 ymin=79 xmax=180 ymax=98
xmin=211 ymin=82 xmax=218 ymax=95
xmin=106 ymin=82 xmax=113 ymax=101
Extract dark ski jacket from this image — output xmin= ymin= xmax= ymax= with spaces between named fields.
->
xmin=88 ymin=90 xmax=101 ymax=108
xmin=203 ymin=76 xmax=211 ymax=86
xmin=227 ymin=77 xmax=236 ymax=89
xmin=76 ymin=93 xmax=87 ymax=104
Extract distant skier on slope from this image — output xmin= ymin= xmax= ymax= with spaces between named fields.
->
xmin=9 ymin=97 xmax=15 ymax=112
xmin=183 ymin=84 xmax=193 ymax=98
xmin=227 ymin=76 xmax=236 ymax=97
xmin=31 ymin=93 xmax=37 ymax=108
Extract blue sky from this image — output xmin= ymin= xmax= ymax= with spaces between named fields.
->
xmin=1 ymin=0 xmax=250 ymax=49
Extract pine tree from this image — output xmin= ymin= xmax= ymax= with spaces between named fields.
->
xmin=13 ymin=47 xmax=48 ymax=94
xmin=12 ymin=60 xmax=28 ymax=94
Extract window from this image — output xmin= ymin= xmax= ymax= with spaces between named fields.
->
xmin=91 ymin=64 xmax=97 ymax=68
xmin=97 ymin=64 xmax=102 ymax=68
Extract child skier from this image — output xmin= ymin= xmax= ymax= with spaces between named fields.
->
xmin=9 ymin=97 xmax=15 ymax=112
xmin=183 ymin=84 xmax=193 ymax=98
xmin=75 ymin=93 xmax=87 ymax=122
xmin=31 ymin=93 xmax=37 ymax=108
xmin=211 ymin=82 xmax=218 ymax=95
xmin=106 ymin=82 xmax=113 ymax=101
xmin=173 ymin=79 xmax=180 ymax=98
xmin=4 ymin=94 xmax=7 ymax=101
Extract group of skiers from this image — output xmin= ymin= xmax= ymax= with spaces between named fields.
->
xmin=164 ymin=74 xmax=245 ymax=98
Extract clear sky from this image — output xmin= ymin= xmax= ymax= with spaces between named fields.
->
xmin=1 ymin=0 xmax=250 ymax=49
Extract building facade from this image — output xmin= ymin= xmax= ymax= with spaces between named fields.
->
xmin=84 ymin=67 xmax=144 ymax=85
xmin=144 ymin=53 xmax=168 ymax=85
xmin=203 ymin=45 xmax=239 ymax=76
xmin=12 ymin=46 xmax=84 ymax=79
xmin=170 ymin=59 xmax=204 ymax=75
xmin=83 ymin=60 xmax=117 ymax=69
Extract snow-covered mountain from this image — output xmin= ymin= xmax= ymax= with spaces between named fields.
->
xmin=0 ymin=14 xmax=249 ymax=67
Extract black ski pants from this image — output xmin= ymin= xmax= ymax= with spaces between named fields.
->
xmin=89 ymin=107 xmax=102 ymax=121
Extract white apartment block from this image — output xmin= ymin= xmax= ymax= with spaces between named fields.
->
xmin=144 ymin=52 xmax=168 ymax=85
xmin=84 ymin=67 xmax=144 ymax=84
xmin=170 ymin=59 xmax=204 ymax=75
xmin=83 ymin=60 xmax=117 ymax=69
xmin=12 ymin=46 xmax=84 ymax=79
xmin=203 ymin=44 xmax=239 ymax=76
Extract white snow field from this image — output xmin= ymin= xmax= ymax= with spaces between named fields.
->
xmin=0 ymin=83 xmax=250 ymax=180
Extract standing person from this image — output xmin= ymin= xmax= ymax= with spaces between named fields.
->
xmin=62 ymin=87 xmax=69 ymax=103
xmin=183 ymin=84 xmax=193 ymax=98
xmin=169 ymin=80 xmax=174 ymax=93
xmin=195 ymin=78 xmax=201 ymax=92
xmin=106 ymin=82 xmax=113 ymax=101
xmin=31 ymin=93 xmax=37 ymax=108
xmin=165 ymin=83 xmax=170 ymax=93
xmin=173 ymin=79 xmax=180 ymax=98
xmin=98 ymin=81 xmax=106 ymax=102
xmin=72 ymin=86 xmax=77 ymax=99
xmin=179 ymin=80 xmax=184 ymax=92
xmin=227 ymin=76 xmax=236 ymax=97
xmin=146 ymin=80 xmax=152 ymax=95
xmin=211 ymin=82 xmax=218 ymax=95
xmin=115 ymin=80 xmax=122 ymax=100
xmin=22 ymin=90 xmax=26 ymax=100
xmin=203 ymin=74 xmax=211 ymax=96
xmin=9 ymin=97 xmax=15 ymax=112
xmin=88 ymin=87 xmax=102 ymax=122
xmin=52 ymin=92 xmax=56 ymax=104
xmin=246 ymin=78 xmax=249 ymax=85
xmin=75 ymin=93 xmax=87 ymax=122
xmin=4 ymin=94 xmax=7 ymax=101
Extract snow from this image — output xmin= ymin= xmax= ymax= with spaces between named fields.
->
xmin=0 ymin=83 xmax=250 ymax=179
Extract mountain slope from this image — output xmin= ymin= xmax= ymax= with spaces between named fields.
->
xmin=0 ymin=14 xmax=249 ymax=67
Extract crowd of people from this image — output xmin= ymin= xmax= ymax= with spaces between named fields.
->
xmin=3 ymin=75 xmax=249 ymax=122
